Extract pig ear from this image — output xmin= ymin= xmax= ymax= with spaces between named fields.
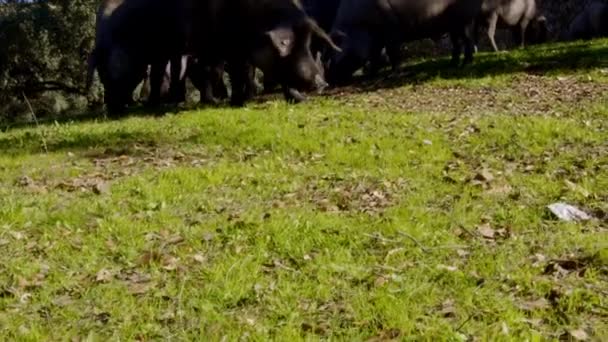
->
xmin=266 ymin=28 xmax=295 ymax=57
xmin=306 ymin=18 xmax=342 ymax=52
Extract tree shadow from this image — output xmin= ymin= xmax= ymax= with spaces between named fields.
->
xmin=332 ymin=40 xmax=608 ymax=93
xmin=0 ymin=124 xmax=179 ymax=156
xmin=1 ymin=40 xmax=605 ymax=156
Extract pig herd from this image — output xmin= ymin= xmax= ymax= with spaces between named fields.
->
xmin=86 ymin=0 xmax=607 ymax=114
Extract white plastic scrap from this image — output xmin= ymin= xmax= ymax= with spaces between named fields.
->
xmin=547 ymin=203 xmax=593 ymax=222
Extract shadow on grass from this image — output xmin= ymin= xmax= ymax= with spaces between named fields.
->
xmin=337 ymin=39 xmax=608 ymax=93
xmin=1 ymin=40 xmax=606 ymax=155
xmin=0 ymin=101 xmax=188 ymax=132
xmin=0 ymin=124 xmax=190 ymax=156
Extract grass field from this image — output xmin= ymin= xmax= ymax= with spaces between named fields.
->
xmin=0 ymin=40 xmax=607 ymax=340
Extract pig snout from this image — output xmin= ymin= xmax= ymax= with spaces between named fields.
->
xmin=314 ymin=74 xmax=328 ymax=93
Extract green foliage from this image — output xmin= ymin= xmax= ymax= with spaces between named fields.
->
xmin=0 ymin=0 xmax=97 ymax=121
xmin=0 ymin=40 xmax=606 ymax=340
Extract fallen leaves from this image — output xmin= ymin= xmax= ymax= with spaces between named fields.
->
xmin=438 ymin=299 xmax=457 ymax=318
xmin=476 ymin=223 xmax=496 ymax=239
xmin=436 ymin=265 xmax=459 ymax=272
xmin=568 ymin=328 xmax=589 ymax=341
xmin=366 ymin=328 xmax=401 ymax=342
xmin=116 ymin=270 xmax=155 ymax=295
xmin=95 ymin=269 xmax=114 ymax=283
xmin=128 ymin=282 xmax=153 ymax=295
xmin=341 ymin=73 xmax=607 ymax=119
xmin=16 ymin=264 xmax=50 ymax=291
xmin=544 ymin=258 xmax=591 ymax=278
xmin=55 ymin=176 xmax=112 ymax=195
xmin=89 ymin=146 xmax=211 ymax=173
xmin=287 ymin=176 xmax=407 ymax=215
xmin=473 ymin=169 xmax=494 ymax=184
xmin=474 ymin=223 xmax=512 ymax=242
xmin=517 ymin=298 xmax=550 ymax=312
xmin=15 ymin=175 xmax=48 ymax=193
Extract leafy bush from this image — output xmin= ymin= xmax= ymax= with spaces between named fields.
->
xmin=0 ymin=0 xmax=98 ymax=123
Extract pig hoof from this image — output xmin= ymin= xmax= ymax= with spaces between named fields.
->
xmin=200 ymin=96 xmax=220 ymax=106
xmin=230 ymin=98 xmax=246 ymax=107
xmin=284 ymin=88 xmax=307 ymax=103
xmin=146 ymin=97 xmax=161 ymax=108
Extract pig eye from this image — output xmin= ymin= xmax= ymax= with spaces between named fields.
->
xmin=281 ymin=40 xmax=289 ymax=46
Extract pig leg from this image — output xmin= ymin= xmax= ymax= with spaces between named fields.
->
xmin=169 ymin=55 xmax=186 ymax=103
xmin=282 ymin=86 xmax=307 ymax=103
xmin=462 ymin=24 xmax=475 ymax=65
xmin=518 ymin=19 xmax=530 ymax=48
xmin=201 ymin=73 xmax=219 ymax=105
xmin=139 ymin=66 xmax=151 ymax=102
xmin=244 ymin=64 xmax=257 ymax=99
xmin=148 ymin=60 xmax=167 ymax=106
xmin=211 ymin=63 xmax=228 ymax=99
xmin=189 ymin=60 xmax=220 ymax=105
xmin=487 ymin=12 xmax=500 ymax=52
xmin=449 ymin=32 xmax=462 ymax=67
xmin=228 ymin=60 xmax=249 ymax=107
xmin=263 ymin=76 xmax=278 ymax=94
xmin=386 ymin=43 xmax=402 ymax=71
xmin=365 ymin=39 xmax=386 ymax=77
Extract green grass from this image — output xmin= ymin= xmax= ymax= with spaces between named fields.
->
xmin=1 ymin=39 xmax=607 ymax=340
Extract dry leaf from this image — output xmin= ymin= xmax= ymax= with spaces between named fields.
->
xmin=487 ymin=184 xmax=512 ymax=195
xmin=374 ymin=276 xmax=389 ymax=288
xmin=9 ymin=231 xmax=26 ymax=240
xmin=530 ymin=253 xmax=546 ymax=267
xmin=366 ymin=328 xmax=401 ymax=342
xmin=138 ymin=250 xmax=162 ymax=265
xmin=17 ymin=175 xmax=35 ymax=187
xmin=518 ymin=298 xmax=550 ymax=311
xmin=569 ymin=328 xmax=589 ymax=341
xmin=192 ymin=254 xmax=206 ymax=264
xmin=52 ymin=295 xmax=73 ymax=307
xmin=437 ymin=265 xmax=458 ymax=272
xmin=521 ymin=318 xmax=543 ymax=328
xmin=456 ymin=249 xmax=469 ymax=258
xmin=128 ymin=282 xmax=152 ymax=295
xmin=439 ymin=299 xmax=456 ymax=317
xmin=474 ymin=169 xmax=494 ymax=183
xmin=92 ymin=181 xmax=111 ymax=195
xmin=477 ymin=223 xmax=495 ymax=239
xmin=161 ymin=255 xmax=180 ymax=271
xmin=158 ymin=311 xmax=176 ymax=323
xmin=105 ymin=239 xmax=117 ymax=252
xmin=501 ymin=322 xmax=509 ymax=335
xmin=164 ymin=234 xmax=185 ymax=246
xmin=544 ymin=258 xmax=589 ymax=277
xmin=96 ymin=269 xmax=113 ymax=283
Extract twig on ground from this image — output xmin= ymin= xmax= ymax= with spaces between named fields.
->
xmin=456 ymin=313 xmax=475 ymax=332
xmin=22 ymin=92 xmax=48 ymax=154
xmin=397 ymin=230 xmax=430 ymax=253
xmin=363 ymin=232 xmax=401 ymax=244
xmin=457 ymin=225 xmax=479 ymax=239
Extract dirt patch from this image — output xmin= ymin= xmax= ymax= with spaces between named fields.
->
xmin=14 ymin=145 xmax=214 ymax=196
xmin=88 ymin=146 xmax=212 ymax=175
xmin=275 ymin=176 xmax=408 ymax=215
xmin=333 ymin=74 xmax=607 ymax=117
